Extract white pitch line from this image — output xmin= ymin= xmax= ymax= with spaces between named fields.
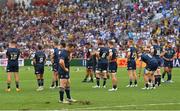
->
xmin=75 ymin=102 xmax=180 ymax=110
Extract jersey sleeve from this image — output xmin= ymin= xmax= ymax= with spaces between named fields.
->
xmin=31 ymin=53 xmax=35 ymax=59
xmin=109 ymin=49 xmax=112 ymax=53
xmin=44 ymin=53 xmax=47 ymax=60
xmin=97 ymin=48 xmax=100 ymax=52
xmin=89 ymin=48 xmax=92 ymax=52
xmin=59 ymin=51 xmax=67 ymax=60
xmin=6 ymin=49 xmax=10 ymax=57
xmin=127 ymin=48 xmax=130 ymax=52
xmin=18 ymin=49 xmax=21 ymax=57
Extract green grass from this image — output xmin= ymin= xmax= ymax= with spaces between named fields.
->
xmin=0 ymin=66 xmax=180 ymax=110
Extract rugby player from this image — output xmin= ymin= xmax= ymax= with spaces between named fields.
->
xmin=82 ymin=42 xmax=94 ymax=83
xmin=126 ymin=39 xmax=138 ymax=87
xmin=58 ymin=43 xmax=76 ymax=103
xmin=33 ymin=45 xmax=46 ymax=91
xmin=93 ymin=42 xmax=109 ymax=88
xmin=152 ymin=39 xmax=162 ymax=86
xmin=161 ymin=41 xmax=176 ymax=83
xmin=6 ymin=40 xmax=21 ymax=92
xmin=50 ymin=40 xmax=60 ymax=89
xmin=108 ymin=40 xmax=118 ymax=91
xmin=139 ymin=45 xmax=158 ymax=90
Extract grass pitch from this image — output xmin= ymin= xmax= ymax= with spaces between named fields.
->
xmin=0 ymin=66 xmax=180 ymax=110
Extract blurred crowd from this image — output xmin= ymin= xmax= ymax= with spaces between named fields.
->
xmin=0 ymin=0 xmax=179 ymax=59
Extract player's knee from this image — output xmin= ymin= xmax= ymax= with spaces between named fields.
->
xmin=65 ymin=86 xmax=70 ymax=90
xmin=96 ymin=77 xmax=100 ymax=80
xmin=130 ymin=74 xmax=133 ymax=79
xmin=112 ymin=77 xmax=116 ymax=81
xmin=60 ymin=87 xmax=65 ymax=91
xmin=133 ymin=73 xmax=137 ymax=78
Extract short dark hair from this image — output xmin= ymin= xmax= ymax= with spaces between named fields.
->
xmin=54 ymin=39 xmax=59 ymax=45
xmin=38 ymin=44 xmax=43 ymax=50
xmin=67 ymin=43 xmax=76 ymax=48
xmin=60 ymin=40 xmax=66 ymax=48
xmin=85 ymin=42 xmax=91 ymax=46
xmin=11 ymin=40 xmax=17 ymax=44
xmin=108 ymin=40 xmax=114 ymax=45
xmin=153 ymin=39 xmax=158 ymax=44
xmin=98 ymin=41 xmax=104 ymax=46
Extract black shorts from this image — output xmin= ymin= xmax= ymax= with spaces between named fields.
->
xmin=34 ymin=64 xmax=44 ymax=74
xmin=96 ymin=62 xmax=108 ymax=72
xmin=146 ymin=60 xmax=158 ymax=72
xmin=6 ymin=64 xmax=19 ymax=72
xmin=58 ymin=69 xmax=70 ymax=79
xmin=127 ymin=60 xmax=136 ymax=70
xmin=52 ymin=63 xmax=59 ymax=72
xmin=86 ymin=61 xmax=93 ymax=69
xmin=155 ymin=57 xmax=162 ymax=67
xmin=109 ymin=62 xmax=117 ymax=73
xmin=164 ymin=60 xmax=173 ymax=68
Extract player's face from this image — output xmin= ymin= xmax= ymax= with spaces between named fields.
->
xmin=8 ymin=43 xmax=11 ymax=47
xmin=85 ymin=44 xmax=90 ymax=48
xmin=168 ymin=43 xmax=172 ymax=48
xmin=69 ymin=47 xmax=75 ymax=52
xmin=128 ymin=41 xmax=132 ymax=46
xmin=9 ymin=43 xmax=16 ymax=48
xmin=144 ymin=47 xmax=150 ymax=53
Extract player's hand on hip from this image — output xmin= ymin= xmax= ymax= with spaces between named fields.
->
xmin=65 ymin=68 xmax=69 ymax=72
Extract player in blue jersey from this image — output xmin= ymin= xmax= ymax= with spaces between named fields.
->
xmin=93 ymin=42 xmax=109 ymax=88
xmin=6 ymin=40 xmax=21 ymax=92
xmin=50 ymin=40 xmax=60 ymax=88
xmin=58 ymin=43 xmax=77 ymax=104
xmin=152 ymin=39 xmax=162 ymax=86
xmin=161 ymin=41 xmax=176 ymax=83
xmin=108 ymin=40 xmax=118 ymax=91
xmin=126 ymin=39 xmax=138 ymax=87
xmin=50 ymin=40 xmax=66 ymax=88
xmin=139 ymin=46 xmax=158 ymax=90
xmin=33 ymin=45 xmax=46 ymax=91
xmin=82 ymin=43 xmax=94 ymax=83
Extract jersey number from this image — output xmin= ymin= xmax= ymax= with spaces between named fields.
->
xmin=10 ymin=53 xmax=17 ymax=60
xmin=101 ymin=53 xmax=107 ymax=59
xmin=132 ymin=52 xmax=136 ymax=58
xmin=156 ymin=49 xmax=160 ymax=55
xmin=39 ymin=58 xmax=44 ymax=63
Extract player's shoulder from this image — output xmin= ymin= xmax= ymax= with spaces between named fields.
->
xmin=60 ymin=49 xmax=67 ymax=55
xmin=97 ymin=47 xmax=101 ymax=51
xmin=17 ymin=48 xmax=21 ymax=52
xmin=55 ymin=47 xmax=59 ymax=51
xmin=7 ymin=48 xmax=12 ymax=51
xmin=141 ymin=53 xmax=146 ymax=57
